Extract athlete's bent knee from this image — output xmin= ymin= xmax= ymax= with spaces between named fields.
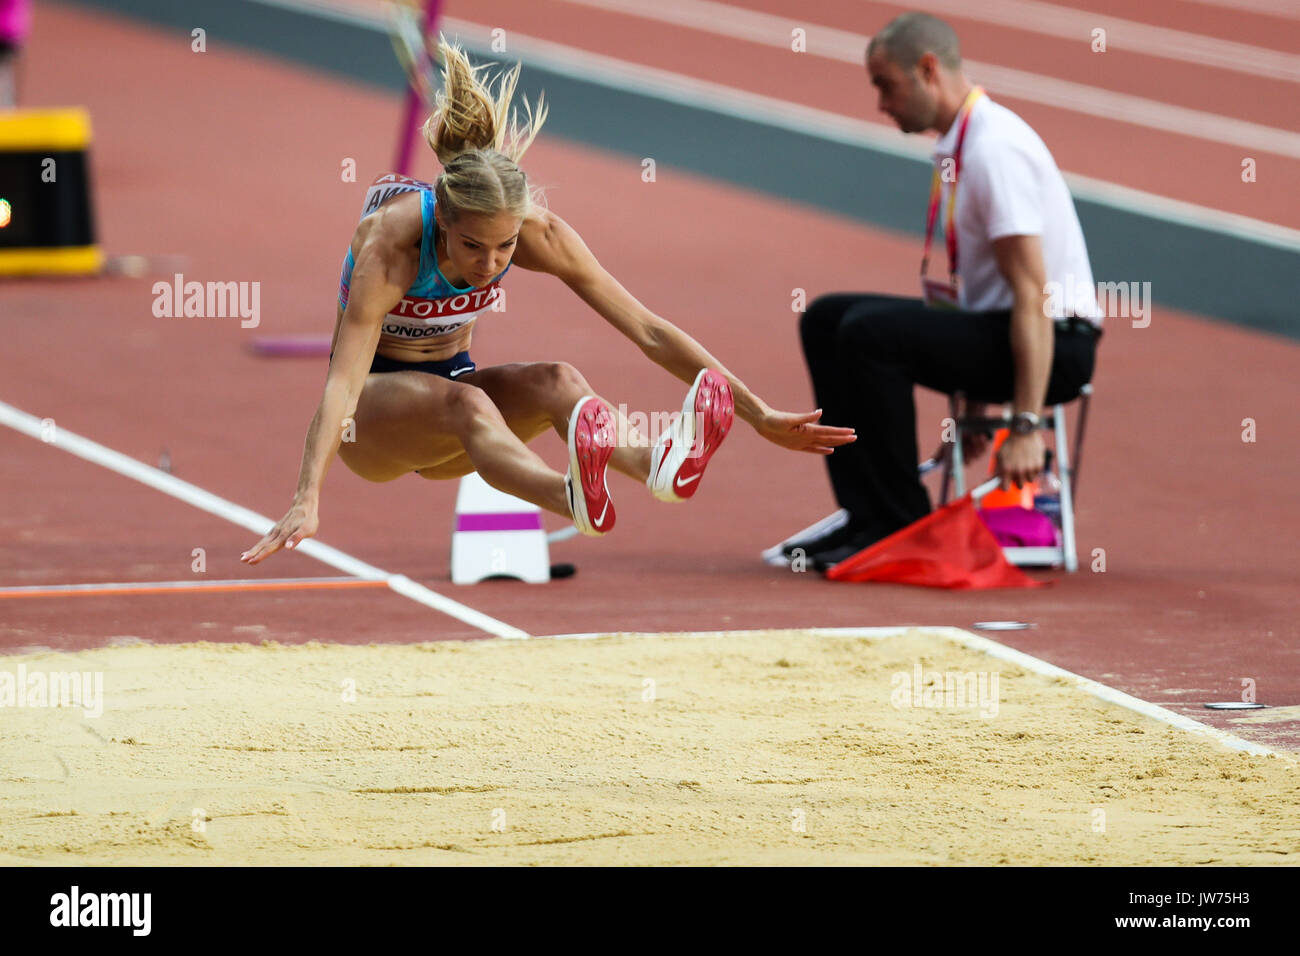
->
xmin=445 ymin=384 xmax=506 ymax=435
xmin=543 ymin=360 xmax=589 ymax=395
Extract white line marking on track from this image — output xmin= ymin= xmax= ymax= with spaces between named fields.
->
xmin=559 ymin=0 xmax=1300 ymax=157
xmin=248 ymin=0 xmax=1300 ymax=248
xmin=564 ymin=0 xmax=1300 ymax=83
xmin=922 ymin=626 xmax=1290 ymax=759
xmin=0 ymin=399 xmax=528 ymax=638
xmin=1179 ymin=0 xmax=1300 ymax=18
xmin=536 ymin=626 xmax=1294 ymax=759
xmin=479 ymin=24 xmax=1300 ymax=251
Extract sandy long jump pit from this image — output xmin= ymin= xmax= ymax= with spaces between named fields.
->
xmin=1 ymin=628 xmax=1297 ymax=865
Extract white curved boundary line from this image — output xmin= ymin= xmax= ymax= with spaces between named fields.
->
xmin=537 ymin=626 xmax=1292 ymax=759
xmin=0 ymin=399 xmax=528 ymax=639
xmin=245 ymin=0 xmax=1300 ymax=251
xmin=485 ymin=8 xmax=1300 ymax=159
xmin=562 ymin=0 xmax=1300 ymax=84
xmin=1178 ymin=0 xmax=1300 ymax=17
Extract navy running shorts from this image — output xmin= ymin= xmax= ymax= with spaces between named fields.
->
xmin=329 ymin=349 xmax=477 ymax=381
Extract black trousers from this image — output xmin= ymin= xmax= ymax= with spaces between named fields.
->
xmin=799 ymin=293 xmax=1100 ymax=538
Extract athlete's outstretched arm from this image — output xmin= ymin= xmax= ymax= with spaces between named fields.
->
xmin=513 ymin=210 xmax=856 ymax=455
xmin=240 ymin=223 xmax=411 ymax=564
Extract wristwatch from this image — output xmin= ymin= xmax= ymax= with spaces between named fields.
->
xmin=1010 ymin=411 xmax=1041 ymax=435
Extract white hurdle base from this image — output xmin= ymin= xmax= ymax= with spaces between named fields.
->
xmin=451 ymin=472 xmax=551 ymax=584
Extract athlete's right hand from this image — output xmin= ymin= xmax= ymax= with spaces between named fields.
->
xmin=240 ymin=501 xmax=319 ymax=565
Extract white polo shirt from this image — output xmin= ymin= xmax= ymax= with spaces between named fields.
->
xmin=932 ymin=95 xmax=1101 ymax=323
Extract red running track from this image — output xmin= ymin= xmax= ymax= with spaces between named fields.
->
xmin=2 ymin=3 xmax=1298 ymax=754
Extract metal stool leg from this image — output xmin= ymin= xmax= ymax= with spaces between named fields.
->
xmin=1070 ymin=383 xmax=1092 ymax=497
xmin=940 ymin=392 xmax=962 ymax=505
xmin=1052 ymin=403 xmax=1078 ymax=572
xmin=949 ymin=393 xmax=966 ymax=499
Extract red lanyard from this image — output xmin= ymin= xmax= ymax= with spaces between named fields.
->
xmin=921 ymin=87 xmax=985 ymax=282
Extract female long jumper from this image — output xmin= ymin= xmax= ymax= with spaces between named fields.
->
xmin=241 ymin=42 xmax=855 ymax=565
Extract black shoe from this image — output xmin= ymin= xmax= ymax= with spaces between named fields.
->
xmin=809 ymin=528 xmax=886 ymax=572
xmin=781 ymin=516 xmax=863 ymax=558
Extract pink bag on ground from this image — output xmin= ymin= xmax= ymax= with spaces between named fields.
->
xmin=977 ymin=506 xmax=1060 ymax=548
xmin=0 ymin=1 xmax=32 ymax=45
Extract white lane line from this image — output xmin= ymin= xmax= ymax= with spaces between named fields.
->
xmin=536 ymin=626 xmax=1293 ymax=759
xmin=0 ymin=400 xmax=529 ymax=638
xmin=246 ymin=0 xmax=1300 ymax=248
xmin=1053 ymin=170 xmax=1300 ymax=253
xmin=556 ymin=0 xmax=1300 ymax=156
xmin=1178 ymin=0 xmax=1300 ymax=18
xmin=458 ymin=22 xmax=1300 ymax=252
xmin=967 ymin=62 xmax=1300 ymax=159
xmin=566 ymin=0 xmax=1300 ymax=83
xmin=922 ymin=626 xmax=1290 ymax=758
xmin=253 ymin=0 xmax=1300 ymax=158
xmin=916 ymin=0 xmax=1299 ymax=82
xmin=280 ymin=0 xmax=1300 ymax=29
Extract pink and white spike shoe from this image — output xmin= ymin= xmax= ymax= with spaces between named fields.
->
xmin=566 ymin=395 xmax=617 ymax=535
xmin=647 ymin=368 xmax=735 ymax=503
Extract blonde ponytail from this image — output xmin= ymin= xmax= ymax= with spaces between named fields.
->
xmin=422 ymin=38 xmax=548 ymax=224
xmin=423 ymin=39 xmax=546 ymax=165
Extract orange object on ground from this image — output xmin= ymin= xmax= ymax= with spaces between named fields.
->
xmin=826 ymin=493 xmax=1044 ymax=589
xmin=980 ymin=427 xmax=1036 ymax=508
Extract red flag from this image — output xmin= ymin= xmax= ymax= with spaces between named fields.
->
xmin=825 ymin=493 xmax=1044 ymax=589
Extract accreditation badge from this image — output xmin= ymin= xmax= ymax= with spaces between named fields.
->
xmin=921 ymin=275 xmax=960 ymax=311
xmin=918 ymin=88 xmax=984 ymax=315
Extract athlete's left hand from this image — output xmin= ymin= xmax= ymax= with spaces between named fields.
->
xmin=756 ymin=409 xmax=856 ymax=455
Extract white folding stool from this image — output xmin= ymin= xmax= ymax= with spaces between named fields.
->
xmin=938 ymin=383 xmax=1093 ymax=572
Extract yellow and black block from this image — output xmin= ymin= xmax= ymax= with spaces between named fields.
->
xmin=0 ymin=107 xmax=103 ymax=276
